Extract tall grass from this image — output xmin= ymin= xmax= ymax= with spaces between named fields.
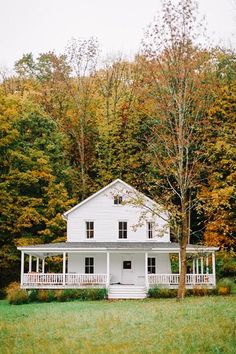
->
xmin=0 ymin=296 xmax=235 ymax=353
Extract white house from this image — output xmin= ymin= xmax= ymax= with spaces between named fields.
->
xmin=18 ymin=179 xmax=218 ymax=299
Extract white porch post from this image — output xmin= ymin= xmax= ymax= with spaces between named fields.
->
xmin=21 ymin=251 xmax=24 ymax=287
xmin=200 ymin=257 xmax=204 ymax=274
xmin=145 ymin=252 xmax=148 ymax=289
xmin=178 ymin=252 xmax=181 ymax=274
xmin=36 ymin=257 xmax=39 ymax=272
xmin=206 ymin=254 xmax=209 ymax=274
xmin=63 ymin=252 xmax=66 ymax=286
xmin=212 ymin=252 xmax=216 ymax=286
xmin=192 ymin=257 xmax=195 ymax=274
xmin=42 ymin=258 xmax=45 ymax=273
xmin=106 ymin=252 xmax=110 ymax=288
xmin=196 ymin=258 xmax=199 ymax=274
xmin=29 ymin=255 xmax=32 ymax=273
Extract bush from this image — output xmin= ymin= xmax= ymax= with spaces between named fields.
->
xmin=80 ymin=288 xmax=107 ymax=300
xmin=217 ymin=278 xmax=234 ymax=295
xmin=192 ymin=286 xmax=209 ymax=296
xmin=0 ymin=288 xmax=6 ymax=299
xmin=6 ymin=282 xmax=28 ymax=305
xmin=53 ymin=288 xmax=105 ymax=302
xmin=37 ymin=290 xmax=55 ymax=302
xmin=148 ymin=286 xmax=177 ymax=298
xmin=28 ymin=289 xmax=39 ymax=302
xmin=7 ymin=286 xmax=108 ymax=304
xmin=148 ymin=286 xmax=216 ymax=298
xmin=54 ymin=290 xmax=68 ymax=302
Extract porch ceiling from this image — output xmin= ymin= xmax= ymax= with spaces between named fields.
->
xmin=18 ymin=241 xmax=219 ymax=255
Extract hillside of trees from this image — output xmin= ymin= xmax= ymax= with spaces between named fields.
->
xmin=0 ymin=3 xmax=235 ymax=292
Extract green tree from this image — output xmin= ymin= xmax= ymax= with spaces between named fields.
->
xmin=0 ymin=95 xmax=74 ymax=287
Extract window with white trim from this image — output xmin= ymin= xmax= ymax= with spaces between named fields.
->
xmin=147 ymin=222 xmax=154 ymax=239
xmin=148 ymin=257 xmax=156 ymax=274
xmin=86 ymin=221 xmax=94 ymax=239
xmin=114 ymin=195 xmax=123 ymax=205
xmin=85 ymin=257 xmax=94 ymax=274
xmin=118 ymin=221 xmax=127 ymax=239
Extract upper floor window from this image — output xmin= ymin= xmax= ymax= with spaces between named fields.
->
xmin=86 ymin=221 xmax=94 ymax=239
xmin=114 ymin=195 xmax=123 ymax=205
xmin=147 ymin=222 xmax=154 ymax=239
xmin=85 ymin=257 xmax=94 ymax=274
xmin=119 ymin=221 xmax=127 ymax=239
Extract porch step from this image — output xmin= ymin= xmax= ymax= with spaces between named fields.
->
xmin=108 ymin=285 xmax=147 ymax=299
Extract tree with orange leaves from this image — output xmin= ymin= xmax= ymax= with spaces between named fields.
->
xmin=142 ymin=0 xmax=215 ymax=299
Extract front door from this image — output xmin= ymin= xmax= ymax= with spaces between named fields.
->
xmin=122 ymin=257 xmax=134 ymax=284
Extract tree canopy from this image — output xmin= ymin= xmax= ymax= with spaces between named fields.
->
xmin=0 ymin=0 xmax=235 ymax=293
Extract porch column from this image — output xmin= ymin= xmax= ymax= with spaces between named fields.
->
xmin=192 ymin=258 xmax=195 ymax=274
xmin=21 ymin=251 xmax=24 ymax=287
xmin=29 ymin=255 xmax=32 ymax=273
xmin=178 ymin=252 xmax=181 ymax=274
xmin=42 ymin=258 xmax=45 ymax=273
xmin=63 ymin=252 xmax=66 ymax=286
xmin=106 ymin=252 xmax=110 ymax=288
xmin=145 ymin=252 xmax=148 ymax=289
xmin=36 ymin=257 xmax=39 ymax=272
xmin=206 ymin=254 xmax=209 ymax=274
xmin=200 ymin=257 xmax=204 ymax=274
xmin=196 ymin=258 xmax=199 ymax=274
xmin=212 ymin=252 xmax=216 ymax=286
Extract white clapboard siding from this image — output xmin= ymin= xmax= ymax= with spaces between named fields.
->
xmin=67 ymin=181 xmax=170 ymax=243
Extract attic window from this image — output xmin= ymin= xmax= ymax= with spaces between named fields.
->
xmin=114 ymin=195 xmax=123 ymax=205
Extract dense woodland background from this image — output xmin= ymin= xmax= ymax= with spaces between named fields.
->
xmin=0 ymin=12 xmax=235 ymax=291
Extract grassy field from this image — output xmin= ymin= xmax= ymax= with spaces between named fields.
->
xmin=0 ymin=296 xmax=235 ymax=354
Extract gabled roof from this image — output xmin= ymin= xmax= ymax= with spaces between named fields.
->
xmin=63 ymin=178 xmax=155 ymax=219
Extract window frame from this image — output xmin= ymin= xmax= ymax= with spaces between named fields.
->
xmin=148 ymin=257 xmax=156 ymax=274
xmin=85 ymin=221 xmax=94 ymax=239
xmin=118 ymin=221 xmax=128 ymax=239
xmin=114 ymin=195 xmax=123 ymax=205
xmin=147 ymin=221 xmax=155 ymax=239
xmin=85 ymin=257 xmax=94 ymax=274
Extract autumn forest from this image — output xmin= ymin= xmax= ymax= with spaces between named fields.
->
xmin=0 ymin=1 xmax=235 ymax=292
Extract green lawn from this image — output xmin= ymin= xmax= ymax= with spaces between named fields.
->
xmin=0 ymin=296 xmax=235 ymax=354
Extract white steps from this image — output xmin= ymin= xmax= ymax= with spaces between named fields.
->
xmin=108 ymin=285 xmax=147 ymax=299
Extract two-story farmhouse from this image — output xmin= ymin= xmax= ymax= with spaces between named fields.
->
xmin=18 ymin=179 xmax=218 ymax=298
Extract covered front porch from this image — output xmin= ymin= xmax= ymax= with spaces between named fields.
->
xmin=18 ymin=242 xmax=218 ymax=290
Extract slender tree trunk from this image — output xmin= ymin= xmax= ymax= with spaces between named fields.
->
xmin=177 ymin=202 xmax=189 ymax=300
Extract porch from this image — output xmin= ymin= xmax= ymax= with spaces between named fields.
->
xmin=18 ymin=242 xmax=218 ymax=290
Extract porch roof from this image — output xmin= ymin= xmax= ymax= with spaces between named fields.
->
xmin=18 ymin=242 xmax=218 ymax=254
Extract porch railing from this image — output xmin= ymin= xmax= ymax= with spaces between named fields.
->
xmin=23 ymin=273 xmax=214 ymax=288
xmin=148 ymin=273 xmax=214 ymax=286
xmin=23 ymin=273 xmax=107 ymax=287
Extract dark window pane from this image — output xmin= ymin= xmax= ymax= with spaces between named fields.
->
xmin=148 ymin=258 xmax=156 ymax=274
xmin=85 ymin=258 xmax=94 ymax=273
xmin=123 ymin=261 xmax=132 ymax=269
xmin=114 ymin=195 xmax=123 ymax=205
